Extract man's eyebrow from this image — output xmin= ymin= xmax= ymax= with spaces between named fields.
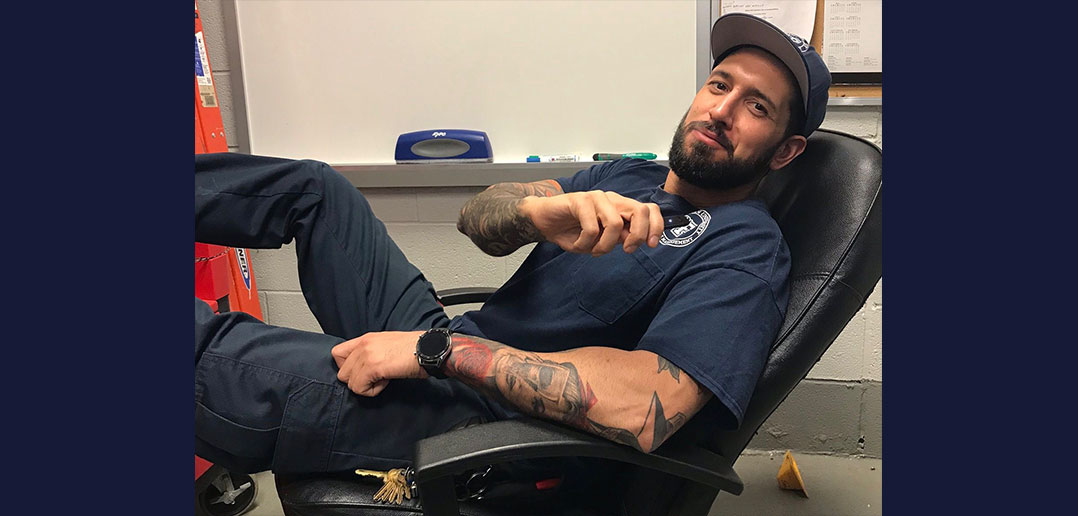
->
xmin=709 ymin=69 xmax=779 ymax=112
xmin=708 ymin=69 xmax=731 ymax=81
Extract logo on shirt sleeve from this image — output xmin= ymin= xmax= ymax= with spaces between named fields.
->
xmin=659 ymin=209 xmax=710 ymax=247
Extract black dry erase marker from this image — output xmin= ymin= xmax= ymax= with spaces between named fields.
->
xmin=663 ymin=215 xmax=690 ymax=229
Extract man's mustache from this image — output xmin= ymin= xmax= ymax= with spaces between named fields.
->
xmin=684 ymin=121 xmax=732 ymax=153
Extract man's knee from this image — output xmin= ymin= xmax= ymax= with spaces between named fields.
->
xmin=297 ymin=159 xmax=366 ymax=204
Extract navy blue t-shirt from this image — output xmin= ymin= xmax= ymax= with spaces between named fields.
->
xmin=449 ymin=158 xmax=790 ymax=429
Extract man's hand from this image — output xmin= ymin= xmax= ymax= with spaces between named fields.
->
xmin=332 ymin=331 xmax=426 ymax=396
xmin=520 ymin=191 xmax=665 ymax=256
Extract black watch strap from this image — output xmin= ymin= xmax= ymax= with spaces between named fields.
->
xmin=416 ymin=328 xmax=453 ymax=379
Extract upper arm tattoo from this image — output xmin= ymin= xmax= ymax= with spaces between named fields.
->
xmin=456 ymin=180 xmax=562 ymax=256
xmin=657 ymin=356 xmax=681 ymax=383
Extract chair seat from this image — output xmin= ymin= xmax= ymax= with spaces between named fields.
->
xmin=274 ymin=472 xmax=611 ymax=516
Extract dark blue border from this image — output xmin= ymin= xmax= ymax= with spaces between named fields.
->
xmin=881 ymin=3 xmax=1060 ymax=513
xmin=27 ymin=2 xmax=1059 ymax=514
xmin=29 ymin=3 xmax=192 ymax=515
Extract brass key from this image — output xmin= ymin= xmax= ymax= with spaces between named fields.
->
xmin=354 ymin=468 xmax=413 ymax=505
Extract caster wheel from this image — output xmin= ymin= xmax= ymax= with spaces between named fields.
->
xmin=195 ymin=466 xmax=258 ymax=516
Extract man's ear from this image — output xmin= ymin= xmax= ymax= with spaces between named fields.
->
xmin=769 ymin=135 xmax=808 ymax=170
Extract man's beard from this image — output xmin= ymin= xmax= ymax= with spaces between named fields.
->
xmin=667 ymin=113 xmax=776 ymax=190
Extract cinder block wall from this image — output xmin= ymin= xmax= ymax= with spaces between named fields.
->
xmin=199 ymin=0 xmax=882 ymax=458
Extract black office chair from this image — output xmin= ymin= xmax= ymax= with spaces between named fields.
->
xmin=274 ymin=128 xmax=883 ymax=516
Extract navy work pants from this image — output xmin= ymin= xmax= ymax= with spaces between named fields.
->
xmin=194 ymin=153 xmax=507 ymax=474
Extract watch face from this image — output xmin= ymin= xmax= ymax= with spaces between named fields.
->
xmin=417 ymin=330 xmax=448 ymax=358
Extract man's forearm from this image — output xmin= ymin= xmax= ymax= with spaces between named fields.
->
xmin=456 ymin=181 xmax=560 ymax=256
xmin=444 ymin=334 xmax=710 ymax=453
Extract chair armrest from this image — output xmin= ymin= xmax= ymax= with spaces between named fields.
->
xmin=412 ymin=417 xmax=742 ymax=515
xmin=436 ymin=287 xmax=498 ymax=306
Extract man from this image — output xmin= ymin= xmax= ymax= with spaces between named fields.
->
xmin=195 ymin=13 xmax=830 ymax=481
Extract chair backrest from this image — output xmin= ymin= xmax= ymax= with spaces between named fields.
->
xmin=710 ymin=128 xmax=883 ymax=460
xmin=623 ymin=129 xmax=882 ymax=516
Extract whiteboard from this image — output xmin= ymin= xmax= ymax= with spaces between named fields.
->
xmin=235 ymin=0 xmax=698 ymax=164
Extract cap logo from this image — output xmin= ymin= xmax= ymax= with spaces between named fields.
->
xmin=787 ymin=34 xmax=809 ymax=53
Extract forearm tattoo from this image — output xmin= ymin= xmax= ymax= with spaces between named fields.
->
xmin=445 ymin=335 xmax=689 ymax=452
xmin=644 ymin=392 xmax=687 ymax=449
xmin=456 ymin=181 xmax=561 ymax=256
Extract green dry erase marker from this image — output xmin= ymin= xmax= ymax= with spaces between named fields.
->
xmin=592 ymin=152 xmax=657 ymax=161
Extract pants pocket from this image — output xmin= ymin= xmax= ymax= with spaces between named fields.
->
xmin=272 ymin=380 xmax=345 ymax=473
xmin=195 ymin=401 xmax=280 ymax=466
xmin=195 ymin=353 xmax=343 ymax=473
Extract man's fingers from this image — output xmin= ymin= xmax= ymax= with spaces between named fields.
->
xmin=364 ymin=379 xmax=390 ymax=397
xmin=337 ymin=348 xmax=357 ymax=382
xmin=601 ymin=193 xmax=661 ymax=253
xmin=334 ymin=333 xmax=409 ymax=396
xmin=332 ymin=350 xmax=346 ymax=369
xmin=558 ymin=192 xmax=664 ymax=255
xmin=647 ymin=203 xmax=664 ymax=248
xmin=337 ymin=339 xmax=371 ymax=384
xmin=623 ymin=203 xmax=651 ymax=253
xmin=590 ymin=192 xmax=623 ymax=255
xmin=348 ymin=373 xmax=367 ymax=396
xmin=354 ymin=377 xmax=388 ymax=397
xmin=331 ymin=339 xmax=359 ymax=368
xmin=569 ymin=196 xmax=600 ymax=252
xmin=346 ymin=353 xmax=374 ymax=395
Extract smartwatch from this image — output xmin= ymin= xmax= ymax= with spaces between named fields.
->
xmin=416 ymin=328 xmax=453 ymax=379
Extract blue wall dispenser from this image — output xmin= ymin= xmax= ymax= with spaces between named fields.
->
xmin=394 ymin=129 xmax=493 ymax=164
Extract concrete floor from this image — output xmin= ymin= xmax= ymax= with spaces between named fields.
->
xmin=236 ymin=451 xmax=881 ymax=516
xmin=710 ymin=451 xmax=881 ymax=516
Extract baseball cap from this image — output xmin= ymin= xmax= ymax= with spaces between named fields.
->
xmin=710 ymin=13 xmax=831 ymax=136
